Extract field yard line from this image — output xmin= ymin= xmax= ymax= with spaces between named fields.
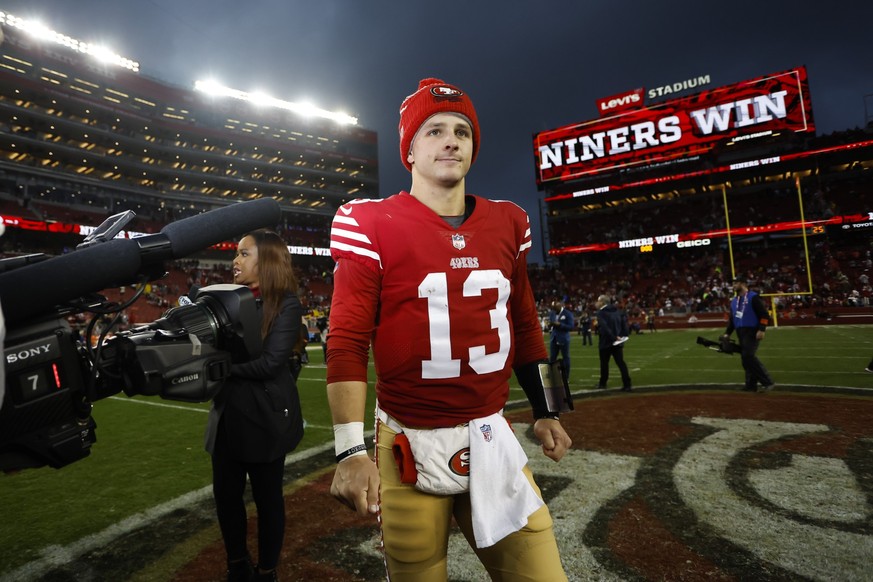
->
xmin=724 ymin=354 xmax=870 ymax=360
xmin=577 ymin=341 xmax=695 ymax=378
xmin=634 ymin=343 xmax=695 ymax=367
xmin=106 ymin=396 xmax=334 ymax=431
xmin=753 ymin=350 xmax=869 ymax=355
xmin=640 ymin=366 xmax=868 ymax=376
xmin=108 ymin=396 xmax=207 ymax=413
xmin=6 ymin=435 xmax=368 ymax=582
xmin=820 ymin=325 xmax=873 ymax=343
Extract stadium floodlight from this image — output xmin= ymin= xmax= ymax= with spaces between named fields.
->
xmin=195 ymin=79 xmax=246 ymax=100
xmin=194 ymin=79 xmax=358 ymax=126
xmin=16 ymin=17 xmax=53 ymax=41
xmin=248 ymin=91 xmax=276 ymax=108
xmin=87 ymin=44 xmax=117 ymax=64
xmin=0 ymin=11 xmax=140 ymax=72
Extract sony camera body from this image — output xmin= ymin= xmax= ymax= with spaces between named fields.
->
xmin=0 ymin=199 xmax=279 ymax=471
xmin=0 ymin=285 xmax=261 ymax=471
xmin=0 ymin=285 xmax=261 ymax=472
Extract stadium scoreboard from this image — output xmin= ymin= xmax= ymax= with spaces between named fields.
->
xmin=533 ymin=67 xmax=815 ymax=187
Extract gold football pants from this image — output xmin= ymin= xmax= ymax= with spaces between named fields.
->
xmin=376 ymin=420 xmax=568 ymax=581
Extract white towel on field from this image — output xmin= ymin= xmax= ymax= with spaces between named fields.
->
xmin=469 ymin=413 xmax=544 ymax=548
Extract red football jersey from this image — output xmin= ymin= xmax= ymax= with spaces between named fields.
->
xmin=327 ymin=192 xmax=546 ymax=427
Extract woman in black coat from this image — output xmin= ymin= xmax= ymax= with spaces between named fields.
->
xmin=204 ymin=229 xmax=304 ymax=582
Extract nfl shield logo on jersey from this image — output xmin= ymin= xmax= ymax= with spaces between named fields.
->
xmin=452 ymin=233 xmax=466 ymax=250
xmin=479 ymin=423 xmax=492 ymax=442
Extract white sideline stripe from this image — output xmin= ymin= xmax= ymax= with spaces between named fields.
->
xmin=108 ymin=396 xmax=207 ymax=412
xmin=588 ymin=367 xmax=870 ymax=380
xmin=106 ymin=396 xmax=333 ymax=430
xmin=8 ymin=432 xmax=371 ymax=582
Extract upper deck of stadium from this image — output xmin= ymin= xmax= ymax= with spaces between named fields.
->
xmin=0 ymin=14 xmax=378 ymax=231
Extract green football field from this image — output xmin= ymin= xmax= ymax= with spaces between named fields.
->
xmin=0 ymin=325 xmax=870 ymax=576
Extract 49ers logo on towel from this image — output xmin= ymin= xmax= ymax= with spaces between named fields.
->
xmin=448 ymin=447 xmax=470 ymax=477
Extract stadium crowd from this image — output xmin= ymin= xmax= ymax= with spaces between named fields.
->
xmin=53 ymin=230 xmax=869 ymax=343
xmin=1 ymin=172 xmax=871 ymax=338
xmin=531 ymin=238 xmax=871 ymax=327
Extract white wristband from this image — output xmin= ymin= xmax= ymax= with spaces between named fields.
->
xmin=333 ymin=422 xmax=367 ymax=462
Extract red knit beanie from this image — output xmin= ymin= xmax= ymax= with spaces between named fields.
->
xmin=398 ymin=78 xmax=480 ymax=171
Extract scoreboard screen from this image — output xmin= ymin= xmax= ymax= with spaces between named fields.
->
xmin=534 ymin=67 xmax=814 ymax=186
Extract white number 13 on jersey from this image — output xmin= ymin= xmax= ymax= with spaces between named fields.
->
xmin=418 ymin=270 xmax=510 ymax=379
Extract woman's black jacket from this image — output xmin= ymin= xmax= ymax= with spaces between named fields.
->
xmin=204 ymin=292 xmax=304 ymax=462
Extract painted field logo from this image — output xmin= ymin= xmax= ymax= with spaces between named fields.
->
xmin=19 ymin=389 xmax=871 ymax=582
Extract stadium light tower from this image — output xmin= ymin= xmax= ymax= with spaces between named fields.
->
xmin=194 ymin=79 xmax=358 ymax=125
xmin=0 ymin=10 xmax=140 ymax=72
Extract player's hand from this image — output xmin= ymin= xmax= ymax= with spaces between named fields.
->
xmin=330 ymin=454 xmax=380 ymax=516
xmin=756 ymin=330 xmax=765 ymax=341
xmin=533 ymin=418 xmax=572 ymax=462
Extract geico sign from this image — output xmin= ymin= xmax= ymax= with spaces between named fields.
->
xmin=676 ymin=238 xmax=711 ymax=248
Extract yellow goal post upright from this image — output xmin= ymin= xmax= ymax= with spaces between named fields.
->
xmin=721 ymin=176 xmax=814 ymax=328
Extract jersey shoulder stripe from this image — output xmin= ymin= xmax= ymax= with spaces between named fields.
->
xmin=330 ymin=197 xmax=390 ymax=268
xmin=486 ymin=198 xmax=533 ymax=257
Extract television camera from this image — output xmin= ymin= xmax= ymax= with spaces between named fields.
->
xmin=696 ymin=335 xmax=742 ymax=354
xmin=0 ymin=199 xmax=280 ymax=471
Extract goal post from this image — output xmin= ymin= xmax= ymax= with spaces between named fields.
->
xmin=722 ymin=176 xmax=815 ymax=328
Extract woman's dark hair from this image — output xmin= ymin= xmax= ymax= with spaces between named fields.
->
xmin=244 ymin=229 xmax=298 ymax=338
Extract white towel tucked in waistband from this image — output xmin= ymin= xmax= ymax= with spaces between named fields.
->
xmin=469 ymin=413 xmax=544 ymax=548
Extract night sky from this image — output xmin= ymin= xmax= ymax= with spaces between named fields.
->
xmin=4 ymin=0 xmax=872 ymax=262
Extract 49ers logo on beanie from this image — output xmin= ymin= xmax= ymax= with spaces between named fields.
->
xmin=398 ymin=77 xmax=480 ymax=171
xmin=431 ymin=85 xmax=464 ymax=99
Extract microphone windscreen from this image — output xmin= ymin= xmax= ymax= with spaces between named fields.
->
xmin=0 ymin=238 xmax=143 ymax=326
xmin=0 ymin=199 xmax=281 ymax=327
xmin=161 ymin=199 xmax=280 ymax=258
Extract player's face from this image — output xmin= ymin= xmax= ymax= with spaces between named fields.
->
xmin=407 ymin=112 xmax=473 ymax=186
xmin=233 ymin=235 xmax=259 ymax=288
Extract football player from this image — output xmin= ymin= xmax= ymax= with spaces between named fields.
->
xmin=326 ymin=78 xmax=571 ymax=581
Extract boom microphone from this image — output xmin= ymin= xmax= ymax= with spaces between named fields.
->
xmin=0 ymin=238 xmax=144 ymax=326
xmin=160 ymin=198 xmax=279 ymax=257
xmin=0 ymin=198 xmax=280 ymax=326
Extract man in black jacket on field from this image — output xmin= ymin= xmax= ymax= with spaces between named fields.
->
xmin=595 ymin=294 xmax=632 ymax=391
